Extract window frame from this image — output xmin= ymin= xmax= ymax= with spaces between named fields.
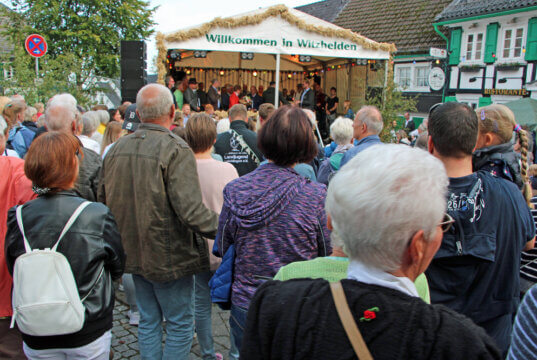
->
xmin=464 ymin=32 xmax=484 ymax=62
xmin=394 ymin=63 xmax=431 ymax=92
xmin=500 ymin=26 xmax=525 ymax=60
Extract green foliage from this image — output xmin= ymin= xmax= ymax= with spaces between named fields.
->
xmin=368 ymin=76 xmax=417 ymax=143
xmin=0 ymin=0 xmax=154 ymax=103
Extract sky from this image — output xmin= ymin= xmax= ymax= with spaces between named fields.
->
xmin=147 ymin=0 xmax=314 ymax=72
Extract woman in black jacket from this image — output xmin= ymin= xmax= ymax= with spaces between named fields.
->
xmin=5 ymin=131 xmax=125 ymax=359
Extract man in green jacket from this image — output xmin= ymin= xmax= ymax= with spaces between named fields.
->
xmin=98 ymin=83 xmax=218 ymax=360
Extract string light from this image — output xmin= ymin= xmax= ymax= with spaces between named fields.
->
xmin=287 ymin=73 xmax=292 ymax=79
xmin=219 ymin=70 xmax=224 ymax=76
xmin=253 ymin=71 xmax=258 ymax=77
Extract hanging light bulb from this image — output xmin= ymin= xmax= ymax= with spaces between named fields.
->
xmin=253 ymin=71 xmax=258 ymax=77
xmin=219 ymin=70 xmax=225 ymax=76
xmin=287 ymin=73 xmax=292 ymax=79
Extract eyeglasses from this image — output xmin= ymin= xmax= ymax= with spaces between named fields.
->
xmin=439 ymin=213 xmax=455 ymax=233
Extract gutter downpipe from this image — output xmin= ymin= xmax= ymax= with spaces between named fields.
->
xmin=434 ymin=24 xmax=449 ymax=103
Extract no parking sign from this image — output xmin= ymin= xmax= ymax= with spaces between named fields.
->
xmin=25 ymin=34 xmax=47 ymax=58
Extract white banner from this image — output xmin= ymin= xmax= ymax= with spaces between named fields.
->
xmin=165 ymin=16 xmax=390 ymax=60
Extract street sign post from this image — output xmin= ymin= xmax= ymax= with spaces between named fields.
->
xmin=25 ymin=34 xmax=48 ymax=76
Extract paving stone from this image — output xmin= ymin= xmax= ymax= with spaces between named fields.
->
xmin=112 ymin=292 xmax=231 ymax=359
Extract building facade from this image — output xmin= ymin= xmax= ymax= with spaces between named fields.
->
xmin=435 ymin=0 xmax=537 ymax=107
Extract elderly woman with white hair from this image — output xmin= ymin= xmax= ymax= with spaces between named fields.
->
xmin=240 ymin=144 xmax=501 ymax=360
xmin=317 ymin=117 xmax=353 ymax=185
xmin=78 ymin=111 xmax=101 ymax=154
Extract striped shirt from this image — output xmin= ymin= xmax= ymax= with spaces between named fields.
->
xmin=508 ymin=284 xmax=537 ymax=359
xmin=520 ymin=196 xmax=537 ymax=282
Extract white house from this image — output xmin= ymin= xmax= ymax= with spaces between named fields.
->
xmin=434 ymin=0 xmax=537 ymax=108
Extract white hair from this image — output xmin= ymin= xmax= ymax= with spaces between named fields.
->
xmin=45 ymin=101 xmax=78 ymax=132
xmin=24 ymin=106 xmax=37 ymax=122
xmin=216 ymin=118 xmax=230 ymax=134
xmin=96 ymin=109 xmax=110 ymax=126
xmin=302 ymin=108 xmax=317 ymax=129
xmin=330 ymin=117 xmax=353 ymax=145
xmin=48 ymin=93 xmax=77 ymax=112
xmin=136 ymin=84 xmax=173 ymax=121
xmin=326 ymin=144 xmax=448 ymax=271
xmin=357 ymin=105 xmax=383 ymax=134
xmin=81 ymin=111 xmax=99 ymax=136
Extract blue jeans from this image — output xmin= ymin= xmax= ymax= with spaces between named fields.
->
xmin=122 ymin=274 xmax=138 ymax=312
xmin=194 ymin=271 xmax=216 ymax=360
xmin=133 ymin=274 xmax=194 ymax=360
xmin=229 ymin=305 xmax=249 ymax=354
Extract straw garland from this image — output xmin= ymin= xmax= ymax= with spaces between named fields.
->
xmin=156 ymin=5 xmax=397 ymax=82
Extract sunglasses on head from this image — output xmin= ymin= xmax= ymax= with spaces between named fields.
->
xmin=439 ymin=213 xmax=455 ymax=233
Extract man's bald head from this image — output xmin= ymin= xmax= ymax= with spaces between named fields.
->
xmin=136 ymin=84 xmax=174 ymax=123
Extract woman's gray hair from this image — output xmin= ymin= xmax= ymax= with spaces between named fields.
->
xmin=326 ymin=144 xmax=448 ymax=271
xmin=136 ymin=84 xmax=173 ymax=121
xmin=96 ymin=109 xmax=110 ymax=126
xmin=330 ymin=117 xmax=353 ymax=145
xmin=81 ymin=111 xmax=99 ymax=136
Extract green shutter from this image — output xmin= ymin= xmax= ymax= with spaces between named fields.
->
xmin=478 ymin=97 xmax=492 ymax=107
xmin=449 ymin=28 xmax=463 ymax=65
xmin=484 ymin=23 xmax=499 ymax=63
xmin=444 ymin=96 xmax=458 ymax=103
xmin=526 ymin=17 xmax=537 ymax=61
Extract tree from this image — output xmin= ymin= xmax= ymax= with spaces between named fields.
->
xmin=368 ymin=67 xmax=417 ymax=143
xmin=0 ymin=0 xmax=155 ymax=103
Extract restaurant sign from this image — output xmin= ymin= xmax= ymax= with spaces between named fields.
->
xmin=484 ymin=88 xmax=528 ymax=96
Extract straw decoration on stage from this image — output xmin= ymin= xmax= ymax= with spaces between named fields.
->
xmin=156 ymin=5 xmax=396 ymax=82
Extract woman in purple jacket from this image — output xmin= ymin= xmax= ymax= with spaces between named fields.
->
xmin=215 ymin=105 xmax=332 ymax=351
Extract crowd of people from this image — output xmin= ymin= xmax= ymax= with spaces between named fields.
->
xmin=0 ymin=79 xmax=536 ymax=360
xmin=165 ymin=71 xmax=352 ymax=141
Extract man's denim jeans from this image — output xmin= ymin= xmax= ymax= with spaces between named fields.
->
xmin=133 ymin=274 xmax=194 ymax=360
xmin=194 ymin=271 xmax=216 ymax=360
xmin=229 ymin=304 xmax=249 ymax=354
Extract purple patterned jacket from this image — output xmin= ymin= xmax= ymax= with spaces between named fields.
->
xmin=215 ymin=163 xmax=331 ymax=309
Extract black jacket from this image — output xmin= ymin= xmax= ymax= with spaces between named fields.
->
xmin=300 ymin=88 xmax=315 ymax=110
xmin=5 ymin=191 xmax=125 ymax=350
xmin=262 ymin=87 xmax=289 ymax=106
xmin=242 ymin=279 xmax=501 ymax=360
xmin=214 ymin=120 xmax=263 ymax=177
xmin=75 ymin=146 xmax=101 ymax=202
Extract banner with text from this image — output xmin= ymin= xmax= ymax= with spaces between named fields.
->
xmin=165 ymin=16 xmax=390 ymax=60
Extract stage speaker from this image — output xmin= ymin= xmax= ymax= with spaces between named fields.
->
xmin=121 ymin=41 xmax=147 ymax=103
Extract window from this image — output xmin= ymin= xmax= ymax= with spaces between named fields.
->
xmin=394 ymin=63 xmax=431 ymax=92
xmin=415 ymin=67 xmax=429 ymax=87
xmin=465 ymin=33 xmax=484 ymax=61
xmin=396 ymin=67 xmax=411 ymax=88
xmin=502 ymin=27 xmax=524 ymax=58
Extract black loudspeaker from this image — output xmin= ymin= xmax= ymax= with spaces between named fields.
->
xmin=121 ymin=41 xmax=147 ymax=103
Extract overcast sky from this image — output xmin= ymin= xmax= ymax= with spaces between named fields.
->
xmin=147 ymin=0 xmax=314 ymax=72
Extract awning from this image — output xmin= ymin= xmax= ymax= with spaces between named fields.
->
xmin=156 ymin=5 xmax=396 ymax=106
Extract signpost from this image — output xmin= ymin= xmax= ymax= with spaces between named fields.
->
xmin=25 ymin=34 xmax=48 ymax=76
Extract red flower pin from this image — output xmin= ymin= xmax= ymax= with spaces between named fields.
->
xmin=359 ymin=307 xmax=379 ymax=322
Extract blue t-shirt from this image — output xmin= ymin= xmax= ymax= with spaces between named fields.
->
xmin=426 ymin=171 xmax=535 ymax=350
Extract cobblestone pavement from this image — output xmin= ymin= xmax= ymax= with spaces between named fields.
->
xmin=112 ymin=289 xmax=232 ymax=360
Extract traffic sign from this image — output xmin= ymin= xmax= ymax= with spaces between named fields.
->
xmin=25 ymin=34 xmax=47 ymax=58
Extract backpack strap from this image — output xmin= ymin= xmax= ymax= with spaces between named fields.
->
xmin=51 ymin=202 xmax=91 ymax=252
xmin=15 ymin=206 xmax=33 ymax=253
xmin=16 ymin=201 xmax=92 ymax=254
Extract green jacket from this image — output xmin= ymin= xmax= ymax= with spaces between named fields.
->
xmin=98 ymin=123 xmax=218 ymax=282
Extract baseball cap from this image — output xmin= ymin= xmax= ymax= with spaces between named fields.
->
xmin=122 ymin=104 xmax=140 ymax=132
